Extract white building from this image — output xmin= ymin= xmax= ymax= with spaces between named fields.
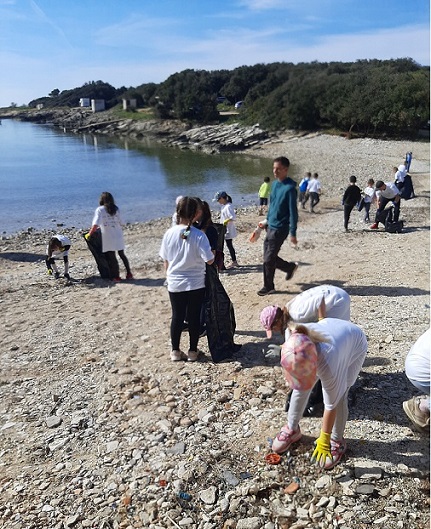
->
xmin=91 ymin=99 xmax=105 ymax=113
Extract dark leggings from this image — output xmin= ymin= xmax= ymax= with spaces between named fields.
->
xmin=104 ymin=250 xmax=131 ymax=279
xmin=225 ymin=239 xmax=237 ymax=262
xmin=169 ymin=288 xmax=206 ymax=352
xmin=343 ymin=204 xmax=355 ymax=230
xmin=118 ymin=250 xmax=131 ymax=274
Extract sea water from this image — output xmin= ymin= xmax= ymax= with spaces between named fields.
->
xmin=0 ymin=119 xmax=273 ymax=235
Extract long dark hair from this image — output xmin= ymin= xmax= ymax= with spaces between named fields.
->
xmin=99 ymin=192 xmax=118 ymax=216
xmin=196 ymin=200 xmax=213 ymax=231
xmin=177 ymin=196 xmax=201 ymax=240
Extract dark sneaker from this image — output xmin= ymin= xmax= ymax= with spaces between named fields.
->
xmin=272 ymin=425 xmax=302 ymax=454
xmin=257 ymin=287 xmax=275 ymax=296
xmin=126 ymin=273 xmax=134 ymax=280
xmin=64 ymin=273 xmax=70 ymax=280
xmin=54 ymin=272 xmax=60 ymax=279
xmin=285 ymin=262 xmax=299 ymax=281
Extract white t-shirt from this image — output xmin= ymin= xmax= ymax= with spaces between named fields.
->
xmin=47 ymin=234 xmax=71 ymax=258
xmin=307 ymin=178 xmax=321 ymax=193
xmin=159 ymin=225 xmax=214 ymax=293
xmin=394 ymin=170 xmax=405 ymax=184
xmin=302 ymin=319 xmax=368 ymax=410
xmin=363 ymin=186 xmax=376 ymax=203
xmin=405 ymin=328 xmax=430 ymax=384
xmin=92 ymin=206 xmax=125 ymax=253
xmin=376 ymin=182 xmax=399 ymax=200
xmin=220 ymin=202 xmax=237 ymax=239
xmin=286 ymin=285 xmax=351 ymax=322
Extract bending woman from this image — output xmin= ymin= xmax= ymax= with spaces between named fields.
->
xmin=260 ymin=284 xmax=350 ymax=338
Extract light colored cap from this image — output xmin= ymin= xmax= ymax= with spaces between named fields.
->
xmin=280 ymin=332 xmax=318 ymax=390
xmin=260 ymin=305 xmax=279 ymax=338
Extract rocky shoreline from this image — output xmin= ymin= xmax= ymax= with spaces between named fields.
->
xmin=0 ymin=107 xmax=276 ymax=154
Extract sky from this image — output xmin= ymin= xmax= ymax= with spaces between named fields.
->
xmin=0 ymin=0 xmax=429 ymax=107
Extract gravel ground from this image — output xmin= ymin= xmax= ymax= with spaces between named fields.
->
xmin=0 ymin=132 xmax=429 ymax=529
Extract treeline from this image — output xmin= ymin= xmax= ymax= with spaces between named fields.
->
xmin=30 ymin=59 xmax=429 ymax=138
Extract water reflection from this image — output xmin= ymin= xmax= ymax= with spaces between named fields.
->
xmin=2 ymin=119 xmax=276 ymax=234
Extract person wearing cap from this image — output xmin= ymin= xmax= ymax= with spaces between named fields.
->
xmin=258 ymin=156 xmax=298 ymax=296
xmin=260 ymin=285 xmax=351 ymax=339
xmin=213 ymin=191 xmax=238 ymax=269
xmin=370 ymin=180 xmax=401 ymax=230
xmin=271 ymin=319 xmax=368 ymax=470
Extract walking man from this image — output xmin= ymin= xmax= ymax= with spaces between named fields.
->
xmin=258 ymin=156 xmax=298 ymax=296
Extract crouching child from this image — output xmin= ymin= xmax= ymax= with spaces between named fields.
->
xmin=46 ymin=234 xmax=71 ymax=280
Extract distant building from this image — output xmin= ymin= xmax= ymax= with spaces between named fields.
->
xmin=122 ymin=98 xmax=137 ymax=110
xmin=36 ymin=103 xmax=44 ymax=110
xmin=91 ymin=99 xmax=105 ymax=113
xmin=79 ymin=98 xmax=91 ymax=107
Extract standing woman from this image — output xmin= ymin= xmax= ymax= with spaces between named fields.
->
xmin=160 ymin=196 xmax=214 ymax=362
xmin=214 ymin=191 xmax=238 ymax=269
xmin=87 ymin=192 xmax=133 ymax=281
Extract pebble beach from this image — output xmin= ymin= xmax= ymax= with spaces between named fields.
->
xmin=0 ymin=131 xmax=429 ymax=529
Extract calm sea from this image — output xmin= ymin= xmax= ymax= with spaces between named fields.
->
xmin=0 ymin=119 xmax=274 ymax=236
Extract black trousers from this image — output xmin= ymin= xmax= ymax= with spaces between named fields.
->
xmin=225 ymin=238 xmax=237 ymax=262
xmin=263 ymin=227 xmax=291 ymax=291
xmin=375 ymin=197 xmax=400 ymax=223
xmin=169 ymin=288 xmax=206 ymax=352
xmin=343 ymin=204 xmax=355 ymax=229
xmin=104 ymin=249 xmax=131 ymax=279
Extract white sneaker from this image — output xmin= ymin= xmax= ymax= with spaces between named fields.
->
xmin=170 ymin=350 xmax=186 ymax=362
xmin=186 ymin=350 xmax=200 ymax=362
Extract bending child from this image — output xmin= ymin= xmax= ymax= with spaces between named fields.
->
xmin=271 ymin=319 xmax=368 ymax=470
xmin=46 ymin=234 xmax=71 ymax=280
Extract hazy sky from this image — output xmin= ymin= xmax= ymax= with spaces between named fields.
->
xmin=1 ymin=0 xmax=429 ymax=107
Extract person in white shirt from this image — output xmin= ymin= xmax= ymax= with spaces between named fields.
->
xmin=260 ymin=285 xmax=351 ymax=339
xmin=370 ymin=180 xmax=401 ymax=229
xmin=303 ymin=173 xmax=321 ymax=212
xmin=403 ymin=328 xmax=430 ymax=432
xmin=394 ymin=163 xmax=407 ymax=191
xmin=46 ymin=234 xmax=71 ymax=280
xmin=214 ymin=191 xmax=238 ymax=269
xmin=362 ymin=178 xmax=376 ymax=222
xmin=160 ymin=196 xmax=214 ymax=362
xmin=270 ymin=319 xmax=368 ymax=470
xmin=87 ymin=192 xmax=133 ymax=281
